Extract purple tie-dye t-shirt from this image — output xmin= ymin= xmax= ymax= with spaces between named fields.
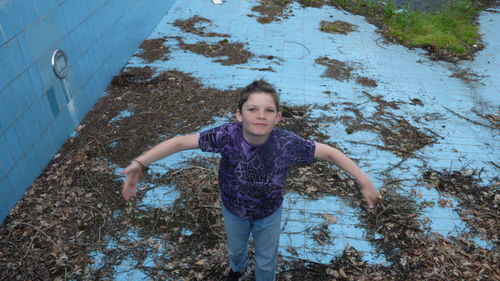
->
xmin=199 ymin=122 xmax=315 ymax=220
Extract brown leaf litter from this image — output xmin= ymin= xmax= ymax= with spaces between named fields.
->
xmin=0 ymin=146 xmax=124 ymax=280
xmin=320 ymin=20 xmax=357 ymax=34
xmin=472 ymin=108 xmax=500 ymax=129
xmin=177 ymin=37 xmax=254 ymax=65
xmin=450 ymin=68 xmax=486 ymax=84
xmin=1 ymin=54 xmax=494 ymax=280
xmin=315 ymin=57 xmax=378 ymax=87
xmin=315 ymin=57 xmax=354 ymax=82
xmin=356 ymin=76 xmax=378 ymax=87
xmin=444 ymin=106 xmax=500 ymax=130
xmin=136 ymin=38 xmax=170 ymax=62
xmin=423 ymin=169 xmax=499 ymax=243
xmin=89 ymin=69 xmax=239 ymax=167
xmin=0 ymin=24 xmax=498 ymax=279
xmin=335 ymin=92 xmax=438 ymax=157
xmin=251 ymin=0 xmax=293 ymax=24
xmin=173 ymin=16 xmax=230 ymax=38
xmin=0 ymin=69 xmax=242 ymax=280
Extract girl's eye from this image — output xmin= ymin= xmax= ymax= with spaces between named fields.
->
xmin=267 ymin=109 xmax=275 ymax=113
xmin=248 ymin=108 xmax=256 ymax=111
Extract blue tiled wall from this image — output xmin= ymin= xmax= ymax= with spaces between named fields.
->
xmin=0 ymin=0 xmax=176 ymax=223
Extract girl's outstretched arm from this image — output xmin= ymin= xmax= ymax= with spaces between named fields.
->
xmin=314 ymin=142 xmax=379 ymax=208
xmin=121 ymin=134 xmax=200 ymax=200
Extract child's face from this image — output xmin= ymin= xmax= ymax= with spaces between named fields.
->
xmin=236 ymin=92 xmax=282 ymax=141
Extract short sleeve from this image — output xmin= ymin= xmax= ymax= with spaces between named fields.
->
xmin=282 ymin=130 xmax=316 ymax=165
xmin=287 ymin=133 xmax=316 ymax=166
xmin=198 ymin=123 xmax=230 ymax=153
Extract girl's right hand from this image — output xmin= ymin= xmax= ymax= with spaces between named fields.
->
xmin=121 ymin=161 xmax=143 ymax=201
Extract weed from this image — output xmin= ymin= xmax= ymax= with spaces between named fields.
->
xmin=383 ymin=0 xmax=396 ymax=21
xmin=385 ymin=0 xmax=481 ymax=54
xmin=328 ymin=0 xmax=482 ymax=59
xmin=337 ymin=0 xmax=347 ymax=6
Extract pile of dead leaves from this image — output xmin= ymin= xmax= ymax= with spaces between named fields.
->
xmin=358 ymin=186 xmax=499 ymax=280
xmin=177 ymin=38 xmax=254 ymax=65
xmin=173 ymin=16 xmax=230 ymax=38
xmin=251 ymin=0 xmax=293 ymax=24
xmin=423 ymin=169 xmax=500 ymax=243
xmin=82 ymin=69 xmax=239 ymax=166
xmin=0 ymin=67 xmax=239 ymax=280
xmin=137 ymin=38 xmax=170 ymax=62
xmin=0 ymin=144 xmax=125 ymax=280
xmin=315 ymin=57 xmax=379 ymax=88
xmin=335 ymin=92 xmax=438 ymax=158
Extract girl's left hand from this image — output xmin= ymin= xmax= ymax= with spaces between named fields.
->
xmin=121 ymin=161 xmax=143 ymax=200
xmin=361 ymin=184 xmax=379 ymax=208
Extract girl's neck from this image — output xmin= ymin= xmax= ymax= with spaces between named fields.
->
xmin=242 ymin=130 xmax=271 ymax=146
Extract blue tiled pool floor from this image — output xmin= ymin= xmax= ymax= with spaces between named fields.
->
xmin=92 ymin=0 xmax=499 ymax=278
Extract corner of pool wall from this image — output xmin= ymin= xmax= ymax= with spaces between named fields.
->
xmin=0 ymin=0 xmax=177 ymax=224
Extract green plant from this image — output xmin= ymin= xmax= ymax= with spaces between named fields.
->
xmin=385 ymin=0 xmax=480 ymax=54
xmin=383 ymin=0 xmax=395 ymax=21
xmin=365 ymin=0 xmax=378 ymax=13
xmin=337 ymin=0 xmax=347 ymax=7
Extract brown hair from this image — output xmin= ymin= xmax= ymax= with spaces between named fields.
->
xmin=238 ymin=79 xmax=280 ymax=112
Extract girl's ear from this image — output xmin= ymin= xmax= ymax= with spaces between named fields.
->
xmin=274 ymin=111 xmax=282 ymax=125
xmin=236 ymin=109 xmax=243 ymax=122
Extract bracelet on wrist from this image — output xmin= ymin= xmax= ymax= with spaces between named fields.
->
xmin=133 ymin=159 xmax=147 ymax=170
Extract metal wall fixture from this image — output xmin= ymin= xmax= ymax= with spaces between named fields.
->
xmin=51 ymin=49 xmax=73 ymax=103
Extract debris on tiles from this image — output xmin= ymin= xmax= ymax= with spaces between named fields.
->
xmin=315 ymin=57 xmax=354 ymax=82
xmin=251 ymin=0 xmax=293 ymax=24
xmin=173 ymin=16 xmax=230 ymax=37
xmin=136 ymin=38 xmax=171 ymax=62
xmin=422 ymin=169 xmax=499 ymax=243
xmin=1 ymin=1 xmax=498 ymax=280
xmin=338 ymin=105 xmax=438 ymax=157
xmin=320 ymin=20 xmax=357 ymax=34
xmin=177 ymin=38 xmax=254 ymax=65
xmin=355 ymin=76 xmax=378 ymax=87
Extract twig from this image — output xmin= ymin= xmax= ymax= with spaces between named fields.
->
xmin=168 ymin=165 xmax=216 ymax=178
xmin=489 ymin=161 xmax=500 ymax=169
xmin=11 ymin=222 xmax=67 ymax=257
xmin=75 ymin=203 xmax=107 ymax=242
xmin=236 ymin=66 xmax=275 ymax=72
xmin=443 ymin=106 xmax=497 ymax=130
xmin=381 ymin=157 xmax=409 ymax=174
xmin=347 ymin=140 xmax=412 ymax=155
xmin=104 ymin=137 xmax=128 ymax=145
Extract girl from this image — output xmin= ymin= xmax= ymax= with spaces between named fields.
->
xmin=121 ymin=79 xmax=379 ymax=281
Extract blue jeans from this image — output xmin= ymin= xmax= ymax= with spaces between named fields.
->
xmin=222 ymin=204 xmax=283 ymax=281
